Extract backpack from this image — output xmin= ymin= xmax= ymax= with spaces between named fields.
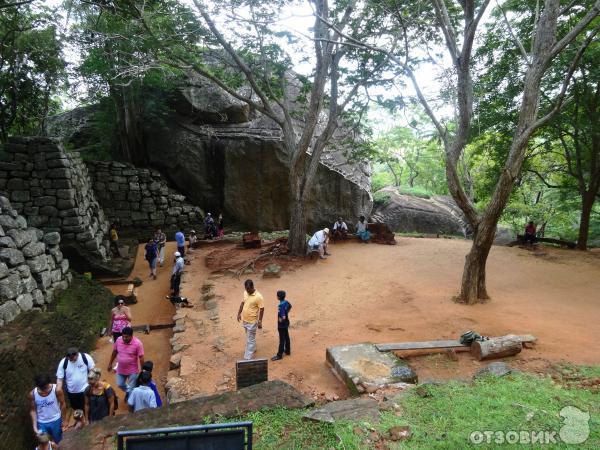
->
xmin=62 ymin=353 xmax=90 ymax=393
xmin=459 ymin=331 xmax=490 ymax=345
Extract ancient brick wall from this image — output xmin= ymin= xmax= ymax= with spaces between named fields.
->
xmin=85 ymin=161 xmax=202 ymax=230
xmin=0 ymin=196 xmax=71 ymax=328
xmin=0 ymin=137 xmax=110 ymax=260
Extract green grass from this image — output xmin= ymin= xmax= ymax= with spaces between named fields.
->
xmin=231 ymin=369 xmax=599 ymax=449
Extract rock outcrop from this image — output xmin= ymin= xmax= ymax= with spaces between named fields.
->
xmin=0 ymin=196 xmax=71 ymax=327
xmin=371 ymin=187 xmax=468 ymax=236
xmin=46 ymin=76 xmax=373 ymax=231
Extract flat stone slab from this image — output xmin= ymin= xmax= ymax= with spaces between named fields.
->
xmin=327 ymin=343 xmax=417 ymax=394
xmin=303 ymin=398 xmax=379 ymax=423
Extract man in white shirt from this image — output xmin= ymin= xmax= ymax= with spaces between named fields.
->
xmin=170 ymin=251 xmax=185 ymax=296
xmin=56 ymin=347 xmax=95 ymax=413
xmin=308 ymin=228 xmax=331 ymax=259
xmin=332 ymin=217 xmax=348 ymax=242
xmin=127 ymin=371 xmax=158 ymax=413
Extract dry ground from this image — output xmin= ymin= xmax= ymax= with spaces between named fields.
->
xmin=166 ymin=237 xmax=600 ymax=400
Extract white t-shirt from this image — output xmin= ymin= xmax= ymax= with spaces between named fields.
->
xmin=333 ymin=221 xmax=347 ymax=231
xmin=308 ymin=230 xmax=326 ymax=247
xmin=56 ymin=353 xmax=95 ymax=394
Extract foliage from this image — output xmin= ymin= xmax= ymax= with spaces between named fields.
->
xmin=0 ymin=3 xmax=66 ymax=141
xmin=230 ymin=368 xmax=599 ymax=449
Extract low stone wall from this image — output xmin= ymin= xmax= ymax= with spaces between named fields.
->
xmin=85 ymin=161 xmax=202 ymax=230
xmin=0 ymin=196 xmax=71 ymax=327
xmin=0 ymin=137 xmax=109 ymax=259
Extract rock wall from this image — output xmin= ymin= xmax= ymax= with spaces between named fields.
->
xmin=0 ymin=137 xmax=109 ymax=259
xmin=85 ymin=161 xmax=203 ymax=230
xmin=0 ymin=196 xmax=71 ymax=328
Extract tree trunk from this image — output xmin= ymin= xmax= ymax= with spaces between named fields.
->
xmin=471 ymin=335 xmax=523 ymax=360
xmin=287 ymin=178 xmax=307 ymax=256
xmin=576 ymin=191 xmax=596 ymax=250
xmin=459 ymin=221 xmax=496 ymax=304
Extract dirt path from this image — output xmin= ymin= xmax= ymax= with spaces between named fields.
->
xmin=91 ymin=242 xmax=178 ymax=412
xmin=174 ymin=238 xmax=600 ymax=400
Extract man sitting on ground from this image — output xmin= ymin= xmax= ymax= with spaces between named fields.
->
xmin=308 ymin=228 xmax=331 ymax=259
xmin=356 ymin=216 xmax=371 ymax=243
xmin=524 ymin=221 xmax=536 ymax=245
xmin=332 ymin=217 xmax=348 ymax=242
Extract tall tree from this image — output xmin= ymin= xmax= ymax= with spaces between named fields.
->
xmin=353 ymin=0 xmax=599 ymax=303
xmin=0 ymin=3 xmax=65 ymax=141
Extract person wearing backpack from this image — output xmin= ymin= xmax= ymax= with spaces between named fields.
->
xmin=84 ymin=368 xmax=116 ymax=422
xmin=56 ymin=347 xmax=95 ymax=413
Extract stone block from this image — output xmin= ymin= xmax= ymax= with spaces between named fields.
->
xmin=39 ymin=205 xmax=58 ymax=216
xmin=84 ymin=239 xmax=99 ymax=251
xmin=10 ymin=190 xmax=30 ymax=202
xmin=112 ymin=191 xmax=126 ymax=201
xmin=40 ymin=179 xmax=52 ymax=188
xmin=27 ymin=255 xmax=48 ymax=273
xmin=168 ymin=207 xmax=182 ymax=216
xmin=62 ymin=216 xmax=82 ymax=227
xmin=45 ymin=189 xmax=56 ymax=196
xmin=34 ymin=270 xmax=53 ymax=290
xmin=0 ymin=300 xmax=20 ymax=323
xmin=34 ymin=196 xmax=56 ymax=207
xmin=7 ymin=228 xmax=37 ymax=248
xmin=0 ymin=261 xmax=8 ymax=279
xmin=0 ymin=236 xmax=16 ymax=248
xmin=0 ymin=273 xmax=20 ymax=299
xmin=56 ymin=189 xmax=74 ymax=200
xmin=46 ymin=158 xmax=71 ymax=168
xmin=47 ymin=217 xmax=62 ymax=228
xmin=0 ymin=248 xmax=25 ymax=266
xmin=31 ymin=288 xmax=44 ymax=305
xmin=76 ymin=230 xmax=94 ymax=241
xmin=56 ymin=198 xmax=76 ymax=210
xmin=16 ymin=293 xmax=33 ymax=311
xmin=51 ymin=269 xmax=62 ymax=283
xmin=129 ymin=182 xmax=140 ymax=191
xmin=21 ymin=275 xmax=38 ymax=293
xmin=22 ymin=242 xmax=45 ymax=258
xmin=6 ymin=178 xmax=24 ymax=191
xmin=60 ymin=259 xmax=69 ymax=274
xmin=23 ymin=206 xmax=39 ymax=216
xmin=47 ymin=168 xmax=71 ymax=179
xmin=52 ymin=179 xmax=71 ymax=189
xmin=303 ymin=398 xmax=380 ymax=424
xmin=43 ymin=232 xmax=61 ymax=245
xmin=58 ymin=208 xmax=78 ymax=218
xmin=27 ymin=216 xmax=48 ymax=228
xmin=16 ymin=264 xmax=31 ymax=279
xmin=0 ymin=215 xmax=18 ymax=230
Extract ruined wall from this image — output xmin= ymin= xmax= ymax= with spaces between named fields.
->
xmin=85 ymin=161 xmax=202 ymax=230
xmin=0 ymin=196 xmax=71 ymax=328
xmin=0 ymin=137 xmax=109 ymax=260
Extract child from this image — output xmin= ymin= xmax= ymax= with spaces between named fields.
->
xmin=128 ymin=371 xmax=157 ymax=413
xmin=137 ymin=361 xmax=162 ymax=406
xmin=35 ymin=433 xmax=57 ymax=450
xmin=72 ymin=409 xmax=85 ymax=430
xmin=271 ymin=290 xmax=292 ymax=361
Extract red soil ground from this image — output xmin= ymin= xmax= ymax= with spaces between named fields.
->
xmin=166 ymin=237 xmax=600 ymax=401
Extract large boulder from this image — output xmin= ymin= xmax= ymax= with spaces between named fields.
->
xmin=45 ymin=76 xmax=373 ymax=231
xmin=371 ymin=187 xmax=468 ymax=236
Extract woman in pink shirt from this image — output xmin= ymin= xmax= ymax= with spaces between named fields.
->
xmin=109 ymin=297 xmax=132 ymax=341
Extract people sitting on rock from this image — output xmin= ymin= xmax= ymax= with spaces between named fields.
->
xmin=308 ymin=228 xmax=331 ymax=259
xmin=356 ymin=216 xmax=371 ymax=243
xmin=332 ymin=217 xmax=348 ymax=242
xmin=524 ymin=221 xmax=536 ymax=245
xmin=204 ymin=213 xmax=218 ymax=239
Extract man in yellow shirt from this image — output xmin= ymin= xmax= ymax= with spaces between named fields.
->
xmin=237 ymin=279 xmax=264 ymax=360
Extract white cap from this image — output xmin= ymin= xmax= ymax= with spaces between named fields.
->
xmin=174 ymin=251 xmax=181 ymax=257
xmin=323 ymin=227 xmax=330 ymax=234
xmin=190 ymin=230 xmax=196 ymax=233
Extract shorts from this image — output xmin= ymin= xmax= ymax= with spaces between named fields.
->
xmin=38 ymin=418 xmax=62 ymax=443
xmin=67 ymin=391 xmax=85 ymax=410
xmin=147 ymin=257 xmax=157 ymax=269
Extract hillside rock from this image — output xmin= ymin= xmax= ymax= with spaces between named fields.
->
xmin=371 ymin=187 xmax=468 ymax=236
xmin=46 ymin=75 xmax=372 ymax=231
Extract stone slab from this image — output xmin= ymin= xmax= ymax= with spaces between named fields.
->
xmin=303 ymin=397 xmax=380 ymax=423
xmin=236 ymin=358 xmax=268 ymax=390
xmin=326 ymin=343 xmax=417 ymax=395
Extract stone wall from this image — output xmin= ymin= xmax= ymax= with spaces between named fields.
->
xmin=0 ymin=137 xmax=109 ymax=259
xmin=0 ymin=196 xmax=71 ymax=328
xmin=85 ymin=161 xmax=203 ymax=230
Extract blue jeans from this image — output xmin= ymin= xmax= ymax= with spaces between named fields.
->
xmin=38 ymin=417 xmax=62 ymax=443
xmin=116 ymin=372 xmax=139 ymax=395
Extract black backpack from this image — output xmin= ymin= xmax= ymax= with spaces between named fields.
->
xmin=62 ymin=353 xmax=90 ymax=393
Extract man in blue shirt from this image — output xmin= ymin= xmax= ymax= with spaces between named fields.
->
xmin=175 ymin=229 xmax=185 ymax=257
xmin=271 ymin=290 xmax=292 ymax=361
